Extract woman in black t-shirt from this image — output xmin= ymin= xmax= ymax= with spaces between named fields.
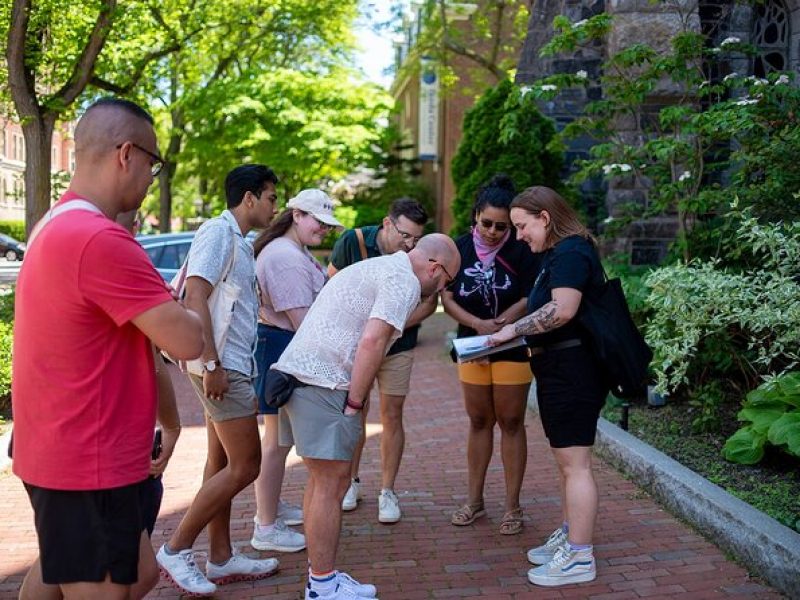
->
xmin=442 ymin=175 xmax=539 ymax=536
xmin=490 ymin=186 xmax=608 ymax=588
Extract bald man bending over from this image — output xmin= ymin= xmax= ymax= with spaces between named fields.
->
xmin=13 ymin=97 xmax=204 ymax=600
xmin=271 ymin=233 xmax=459 ymax=600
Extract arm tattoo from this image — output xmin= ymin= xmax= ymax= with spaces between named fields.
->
xmin=513 ymin=301 xmax=563 ymax=336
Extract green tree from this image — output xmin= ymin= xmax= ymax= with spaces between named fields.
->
xmin=1 ymin=0 xmax=195 ymax=234
xmin=450 ymin=78 xmax=563 ymax=234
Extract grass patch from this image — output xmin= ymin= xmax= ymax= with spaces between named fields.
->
xmin=602 ymin=397 xmax=800 ymax=533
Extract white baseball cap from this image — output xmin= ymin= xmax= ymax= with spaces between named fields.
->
xmin=286 ymin=189 xmax=343 ymax=227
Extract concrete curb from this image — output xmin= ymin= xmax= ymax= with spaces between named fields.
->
xmin=594 ymin=416 xmax=800 ymax=597
xmin=527 ymin=391 xmax=799 ymax=597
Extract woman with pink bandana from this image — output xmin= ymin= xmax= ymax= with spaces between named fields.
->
xmin=442 ymin=174 xmax=540 ymax=536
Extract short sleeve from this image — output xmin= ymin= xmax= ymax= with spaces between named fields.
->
xmin=329 ymin=230 xmax=356 ymax=270
xmin=261 ymin=246 xmax=318 ymax=312
xmin=369 ymin=271 xmax=420 ymax=333
xmin=79 ymin=228 xmax=172 ymax=326
xmin=549 ymin=246 xmax=592 ymax=292
xmin=186 ymin=220 xmax=233 ymax=286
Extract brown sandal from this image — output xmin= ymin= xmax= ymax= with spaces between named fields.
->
xmin=451 ymin=502 xmax=486 ymax=526
xmin=499 ymin=507 xmax=524 ymax=535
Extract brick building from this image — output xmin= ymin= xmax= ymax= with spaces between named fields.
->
xmin=0 ymin=119 xmax=75 ymax=222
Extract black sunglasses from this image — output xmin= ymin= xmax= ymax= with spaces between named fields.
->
xmin=479 ymin=218 xmax=509 ymax=232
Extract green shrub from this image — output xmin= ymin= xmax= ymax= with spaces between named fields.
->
xmin=723 ymin=371 xmax=800 ymax=465
xmin=0 ymin=321 xmax=12 ymax=412
xmin=450 ymin=78 xmax=564 ymax=234
xmin=0 ymin=288 xmax=15 ymax=323
xmin=645 ymin=206 xmax=800 ymax=397
xmin=0 ymin=221 xmax=26 ymax=242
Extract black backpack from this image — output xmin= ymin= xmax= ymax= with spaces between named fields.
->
xmin=579 ymin=271 xmax=652 ymax=399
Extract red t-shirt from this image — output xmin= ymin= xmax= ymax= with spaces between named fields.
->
xmin=12 ymin=194 xmax=173 ymax=490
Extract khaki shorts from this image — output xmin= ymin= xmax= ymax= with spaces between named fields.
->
xmin=189 ymin=369 xmax=257 ymax=422
xmin=279 ymin=386 xmax=362 ymax=461
xmin=376 ymin=350 xmax=414 ymax=396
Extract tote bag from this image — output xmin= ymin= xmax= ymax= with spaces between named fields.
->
xmin=579 ymin=270 xmax=652 ymax=399
xmin=165 ymin=234 xmax=240 ymax=376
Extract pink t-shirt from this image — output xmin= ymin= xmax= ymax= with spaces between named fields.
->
xmin=12 ymin=195 xmax=173 ymax=490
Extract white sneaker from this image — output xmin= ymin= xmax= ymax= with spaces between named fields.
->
xmin=305 ymin=571 xmax=378 ymax=599
xmin=527 ymin=526 xmax=568 ymax=565
xmin=342 ymin=478 xmax=361 ymax=511
xmin=251 ymin=517 xmax=306 ymax=552
xmin=156 ymin=544 xmax=217 ymax=596
xmin=337 ymin=571 xmax=378 ymax=597
xmin=527 ymin=545 xmax=596 ymax=587
xmin=277 ymin=498 xmax=304 ymax=526
xmin=377 ymin=489 xmax=401 ymax=524
xmin=206 ymin=547 xmax=279 ymax=584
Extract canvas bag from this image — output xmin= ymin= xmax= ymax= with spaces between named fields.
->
xmin=578 ymin=267 xmax=653 ymax=399
xmin=165 ymin=228 xmax=240 ymax=376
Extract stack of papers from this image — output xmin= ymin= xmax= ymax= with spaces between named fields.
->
xmin=451 ymin=334 xmax=526 ymax=363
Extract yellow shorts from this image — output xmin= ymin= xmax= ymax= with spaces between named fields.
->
xmin=457 ymin=360 xmax=533 ymax=386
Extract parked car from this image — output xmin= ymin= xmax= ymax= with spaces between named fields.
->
xmin=0 ymin=233 xmax=26 ymax=261
xmin=137 ymin=230 xmax=260 ymax=281
xmin=137 ymin=232 xmax=195 ymax=281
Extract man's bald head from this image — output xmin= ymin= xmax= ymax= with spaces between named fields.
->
xmin=74 ymin=98 xmax=155 ymax=162
xmin=409 ymin=233 xmax=461 ymax=296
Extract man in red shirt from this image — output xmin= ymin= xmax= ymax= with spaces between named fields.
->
xmin=12 ymin=97 xmax=204 ymax=600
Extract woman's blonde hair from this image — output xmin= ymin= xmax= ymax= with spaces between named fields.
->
xmin=510 ymin=186 xmax=595 ymax=248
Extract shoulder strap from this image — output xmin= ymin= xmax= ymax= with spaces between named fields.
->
xmin=354 ymin=228 xmax=368 ymax=261
xmin=27 ymin=199 xmax=104 ymax=248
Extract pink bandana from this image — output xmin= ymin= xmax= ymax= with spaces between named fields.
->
xmin=472 ymin=226 xmax=510 ymax=269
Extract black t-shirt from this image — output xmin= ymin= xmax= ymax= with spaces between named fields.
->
xmin=526 ymin=235 xmax=604 ymax=347
xmin=450 ymin=233 xmax=540 ymax=362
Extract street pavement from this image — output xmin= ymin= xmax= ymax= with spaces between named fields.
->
xmin=0 ymin=312 xmax=782 ymax=599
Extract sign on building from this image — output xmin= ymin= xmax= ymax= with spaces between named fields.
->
xmin=418 ymin=57 xmax=439 ymax=161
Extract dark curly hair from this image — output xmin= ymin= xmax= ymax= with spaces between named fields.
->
xmin=470 ymin=174 xmax=516 ymax=225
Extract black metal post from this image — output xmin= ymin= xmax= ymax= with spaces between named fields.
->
xmin=620 ymin=402 xmax=630 ymax=431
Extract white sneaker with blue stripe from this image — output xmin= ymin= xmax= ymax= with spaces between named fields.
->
xmin=527 ymin=545 xmax=596 ymax=587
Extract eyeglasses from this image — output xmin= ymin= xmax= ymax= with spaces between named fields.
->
xmin=117 ymin=142 xmax=164 ymax=177
xmin=478 ymin=218 xmax=509 ymax=232
xmin=428 ymin=258 xmax=454 ymax=285
xmin=390 ymin=218 xmax=422 ymax=244
xmin=304 ymin=212 xmax=333 ymax=230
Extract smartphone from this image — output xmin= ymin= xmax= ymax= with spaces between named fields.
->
xmin=151 ymin=428 xmax=163 ymax=460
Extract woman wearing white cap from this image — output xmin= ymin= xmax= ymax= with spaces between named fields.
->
xmin=249 ymin=189 xmax=343 ymax=553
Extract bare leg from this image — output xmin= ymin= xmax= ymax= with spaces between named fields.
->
xmin=348 ymin=405 xmax=368 ymax=482
xmin=492 ymin=383 xmax=530 ymax=512
xmin=379 ymin=393 xmax=406 ymax=489
xmin=303 ymin=457 xmax=351 ymax=572
xmin=167 ymin=414 xmax=261 ymax=564
xmin=19 ymin=558 xmax=61 ymax=600
xmin=552 ymin=446 xmax=597 ymax=545
xmin=462 ymin=382 xmax=495 ymax=505
xmin=254 ymin=414 xmax=291 ymax=525
xmin=130 ymin=531 xmax=160 ymax=600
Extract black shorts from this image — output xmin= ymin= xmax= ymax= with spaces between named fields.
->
xmin=530 ymin=344 xmax=608 ymax=448
xmin=24 ymin=480 xmax=147 ymax=585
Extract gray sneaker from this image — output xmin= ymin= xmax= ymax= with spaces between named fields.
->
xmin=277 ymin=499 xmax=304 ymax=526
xmin=528 ymin=545 xmax=596 ymax=587
xmin=156 ymin=544 xmax=217 ymax=596
xmin=527 ymin=526 xmax=568 ymax=565
xmin=206 ymin=547 xmax=279 ymax=584
xmin=377 ymin=489 xmax=401 ymax=523
xmin=342 ymin=478 xmax=361 ymax=511
xmin=251 ymin=517 xmax=306 ymax=552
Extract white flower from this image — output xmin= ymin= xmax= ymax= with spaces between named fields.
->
xmin=539 ymin=84 xmax=558 ymax=92
xmin=602 ymin=216 xmax=614 ymax=225
xmin=602 ymin=163 xmax=633 ymax=175
xmin=572 ymin=19 xmax=588 ymax=28
xmin=709 ymin=48 xmax=721 ymax=54
xmin=520 ymin=86 xmax=531 ymax=97
xmin=776 ymin=74 xmax=790 ymax=85
xmin=720 ymin=36 xmax=741 ymax=47
xmin=723 ymin=72 xmax=739 ymax=82
xmin=735 ymin=97 xmax=759 ymax=106
xmin=699 ymin=80 xmax=710 ymax=88
xmin=576 ymin=70 xmax=588 ymax=80
xmin=678 ymin=171 xmax=691 ymax=182
xmin=752 ymin=78 xmax=768 ymax=86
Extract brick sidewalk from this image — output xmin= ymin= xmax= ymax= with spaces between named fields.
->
xmin=0 ymin=313 xmax=783 ymax=599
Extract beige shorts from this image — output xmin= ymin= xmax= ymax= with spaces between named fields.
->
xmin=189 ymin=369 xmax=257 ymax=422
xmin=376 ymin=349 xmax=414 ymax=396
